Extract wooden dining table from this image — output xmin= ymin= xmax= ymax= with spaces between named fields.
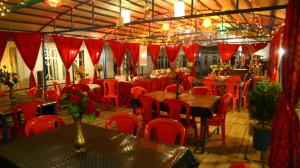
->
xmin=0 ymin=124 xmax=199 ymax=168
xmin=0 ymin=94 xmax=57 ymax=144
xmin=141 ymin=91 xmax=220 ymax=153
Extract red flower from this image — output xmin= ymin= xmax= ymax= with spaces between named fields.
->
xmin=84 ymin=100 xmax=96 ymax=115
xmin=69 ymin=95 xmax=81 ymax=104
xmin=72 ymin=87 xmax=82 ymax=94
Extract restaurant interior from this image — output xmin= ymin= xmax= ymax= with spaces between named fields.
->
xmin=0 ymin=0 xmax=299 ymax=167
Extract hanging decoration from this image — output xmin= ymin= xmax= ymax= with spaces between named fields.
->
xmin=109 ymin=41 xmax=126 ymax=75
xmin=0 ymin=31 xmax=7 ymax=62
xmin=268 ymin=29 xmax=282 ymax=82
xmin=165 ymin=45 xmax=181 ymax=64
xmin=148 ymin=44 xmax=160 ymax=69
xmin=0 ymin=0 xmax=10 ymax=16
xmin=182 ymin=43 xmax=200 ymax=76
xmin=217 ymin=44 xmax=240 ymax=63
xmin=126 ymin=43 xmax=140 ymax=65
xmin=241 ymin=43 xmax=268 ymax=55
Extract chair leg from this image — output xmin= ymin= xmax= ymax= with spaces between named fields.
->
xmin=232 ymin=98 xmax=236 ymax=111
xmin=243 ymin=97 xmax=247 ymax=111
xmin=221 ymin=123 xmax=226 ymax=146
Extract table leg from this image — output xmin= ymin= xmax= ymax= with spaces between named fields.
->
xmin=201 ymin=117 xmax=208 ymax=153
xmin=132 ymin=99 xmax=137 ymax=115
xmin=238 ymin=85 xmax=243 ymax=112
xmin=0 ymin=115 xmax=10 ymax=144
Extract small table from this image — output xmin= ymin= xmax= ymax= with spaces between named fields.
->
xmin=142 ymin=91 xmax=220 ymax=153
xmin=0 ymin=94 xmax=57 ymax=144
xmin=0 ymin=124 xmax=199 ymax=168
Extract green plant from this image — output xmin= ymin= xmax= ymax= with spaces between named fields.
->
xmin=248 ymin=83 xmax=282 ymax=128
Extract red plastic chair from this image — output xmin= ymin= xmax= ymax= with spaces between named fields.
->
xmin=201 ymin=78 xmax=218 ymax=96
xmin=12 ymin=101 xmax=43 ymax=138
xmin=138 ymin=95 xmax=161 ymax=125
xmin=163 ymin=99 xmax=198 ymax=139
xmin=224 ymin=78 xmax=240 ymax=111
xmin=131 ymin=86 xmax=148 ymax=98
xmin=53 ymin=82 xmax=61 ymax=96
xmin=102 ymin=79 xmax=119 ymax=112
xmin=73 ymin=84 xmax=91 ymax=93
xmin=164 ymin=84 xmax=184 ymax=93
xmin=104 ymin=112 xmax=141 ymax=136
xmin=241 ymin=80 xmax=251 ymax=111
xmin=28 ymin=87 xmax=38 ymax=97
xmin=227 ymin=75 xmax=241 ymax=82
xmin=79 ymin=78 xmax=91 ymax=84
xmin=43 ymin=90 xmax=60 ymax=112
xmin=25 ymin=115 xmax=65 ymax=137
xmin=144 ymin=118 xmax=186 ymax=145
xmin=229 ymin=162 xmax=249 ymax=168
xmin=202 ymin=94 xmax=230 ymax=145
xmin=187 ymin=76 xmax=196 ymax=89
xmin=190 ymin=86 xmax=211 ymax=96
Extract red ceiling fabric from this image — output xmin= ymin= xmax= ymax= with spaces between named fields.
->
xmin=0 ymin=32 xmax=8 ymax=62
xmin=13 ymin=32 xmax=42 ymax=89
xmin=148 ymin=44 xmax=160 ymax=69
xmin=52 ymin=35 xmax=83 ymax=85
xmin=269 ymin=0 xmax=300 ymax=167
xmin=241 ymin=43 xmax=267 ymax=55
xmin=165 ymin=45 xmax=181 ymax=64
xmin=182 ymin=43 xmax=200 ymax=76
xmin=84 ymin=39 xmax=105 ymax=83
xmin=126 ymin=43 xmax=140 ymax=65
xmin=109 ymin=41 xmax=126 ymax=75
xmin=217 ymin=44 xmax=240 ymax=62
xmin=268 ymin=29 xmax=282 ymax=83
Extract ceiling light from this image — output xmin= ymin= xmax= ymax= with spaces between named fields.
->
xmin=174 ymin=1 xmax=184 ymax=17
xmin=279 ymin=48 xmax=285 ymax=57
xmin=45 ymin=0 xmax=61 ymax=7
xmin=162 ymin=23 xmax=170 ymax=31
xmin=121 ymin=9 xmax=130 ymax=24
xmin=202 ymin=18 xmax=212 ymax=28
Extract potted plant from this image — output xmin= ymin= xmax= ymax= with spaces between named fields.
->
xmin=248 ymin=82 xmax=282 ymax=151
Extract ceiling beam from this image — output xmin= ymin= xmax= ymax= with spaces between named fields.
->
xmin=10 ymin=0 xmax=43 ymax=11
xmin=45 ymin=5 xmax=287 ymax=34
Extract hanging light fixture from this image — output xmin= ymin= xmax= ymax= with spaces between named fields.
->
xmin=45 ymin=0 xmax=61 ymax=7
xmin=162 ymin=23 xmax=170 ymax=31
xmin=174 ymin=1 xmax=184 ymax=17
xmin=121 ymin=8 xmax=131 ymax=24
xmin=202 ymin=18 xmax=212 ymax=28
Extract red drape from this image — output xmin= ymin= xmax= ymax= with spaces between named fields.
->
xmin=109 ymin=41 xmax=126 ymax=75
xmin=217 ymin=44 xmax=240 ymax=63
xmin=268 ymin=29 xmax=282 ymax=82
xmin=0 ymin=32 xmax=8 ymax=62
xmin=13 ymin=32 xmax=42 ymax=88
xmin=148 ymin=44 xmax=160 ymax=69
xmin=52 ymin=35 xmax=83 ymax=85
xmin=165 ymin=45 xmax=181 ymax=64
xmin=241 ymin=43 xmax=267 ymax=55
xmin=182 ymin=43 xmax=200 ymax=76
xmin=84 ymin=39 xmax=105 ymax=83
xmin=269 ymin=0 xmax=300 ymax=167
xmin=126 ymin=43 xmax=140 ymax=65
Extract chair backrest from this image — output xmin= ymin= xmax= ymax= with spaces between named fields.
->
xmin=187 ymin=76 xmax=196 ymax=88
xmin=144 ymin=118 xmax=186 ymax=145
xmin=73 ymin=84 xmax=90 ymax=93
xmin=242 ymin=80 xmax=251 ymax=96
xmin=28 ymin=87 xmax=38 ymax=97
xmin=104 ymin=112 xmax=141 ymax=136
xmin=190 ymin=86 xmax=211 ymax=96
xmin=227 ymin=75 xmax=241 ymax=82
xmin=52 ymin=82 xmax=61 ymax=96
xmin=164 ymin=84 xmax=184 ymax=93
xmin=224 ymin=79 xmax=240 ymax=97
xmin=163 ymin=99 xmax=191 ymax=125
xmin=79 ymin=78 xmax=91 ymax=84
xmin=138 ymin=95 xmax=161 ymax=124
xmin=201 ymin=78 xmax=217 ymax=95
xmin=12 ymin=101 xmax=44 ymax=128
xmin=43 ymin=90 xmax=58 ymax=101
xmin=131 ymin=86 xmax=148 ymax=98
xmin=103 ymin=79 xmax=118 ymax=96
xmin=215 ymin=94 xmax=231 ymax=121
xmin=25 ymin=115 xmax=65 ymax=137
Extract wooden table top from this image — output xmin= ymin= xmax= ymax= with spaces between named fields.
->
xmin=0 ymin=94 xmax=56 ymax=115
xmin=144 ymin=91 xmax=220 ymax=114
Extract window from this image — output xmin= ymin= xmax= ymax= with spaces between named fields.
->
xmin=78 ymin=50 xmax=84 ymax=66
xmin=204 ymin=56 xmax=208 ymax=65
xmin=44 ymin=48 xmax=59 ymax=81
xmin=213 ymin=56 xmax=217 ymax=64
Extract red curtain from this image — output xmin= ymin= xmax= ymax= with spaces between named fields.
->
xmin=109 ymin=41 xmax=126 ymax=75
xmin=182 ymin=43 xmax=200 ymax=76
xmin=126 ymin=43 xmax=140 ymax=65
xmin=148 ymin=44 xmax=160 ymax=69
xmin=269 ymin=0 xmax=300 ymax=167
xmin=217 ymin=44 xmax=240 ymax=62
xmin=0 ymin=32 xmax=8 ymax=62
xmin=268 ymin=29 xmax=282 ymax=82
xmin=166 ymin=45 xmax=181 ymax=64
xmin=241 ymin=43 xmax=267 ymax=55
xmin=84 ymin=39 xmax=105 ymax=83
xmin=13 ymin=32 xmax=42 ymax=88
xmin=52 ymin=35 xmax=83 ymax=85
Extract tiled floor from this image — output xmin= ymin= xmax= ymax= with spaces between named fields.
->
xmin=58 ymin=104 xmax=267 ymax=168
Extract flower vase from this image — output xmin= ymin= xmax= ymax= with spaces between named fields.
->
xmin=175 ymin=84 xmax=180 ymax=99
xmin=73 ymin=117 xmax=86 ymax=153
xmin=98 ymin=71 xmax=101 ymax=80
xmin=9 ymin=86 xmax=15 ymax=100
